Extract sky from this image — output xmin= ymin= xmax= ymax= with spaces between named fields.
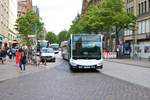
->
xmin=32 ymin=0 xmax=82 ymax=35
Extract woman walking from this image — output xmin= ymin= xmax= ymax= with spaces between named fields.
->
xmin=19 ymin=50 xmax=27 ymax=71
xmin=16 ymin=50 xmax=20 ymax=67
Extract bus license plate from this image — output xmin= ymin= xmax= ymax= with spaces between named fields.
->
xmin=84 ymin=66 xmax=91 ymax=68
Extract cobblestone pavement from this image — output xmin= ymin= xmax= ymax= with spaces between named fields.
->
xmin=102 ymin=61 xmax=150 ymax=88
xmin=105 ymin=58 xmax=150 ymax=68
xmin=0 ymin=55 xmax=150 ymax=100
xmin=0 ymin=56 xmax=56 ymax=82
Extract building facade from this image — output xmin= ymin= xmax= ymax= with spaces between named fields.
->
xmin=125 ymin=0 xmax=150 ymax=58
xmin=81 ymin=0 xmax=90 ymax=15
xmin=17 ymin=0 xmax=32 ymax=17
xmin=0 ymin=0 xmax=9 ymax=47
xmin=8 ymin=0 xmax=18 ymax=42
xmin=32 ymin=6 xmax=39 ymax=16
xmin=81 ymin=0 xmax=101 ymax=15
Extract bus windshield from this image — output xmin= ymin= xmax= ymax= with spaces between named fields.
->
xmin=50 ymin=44 xmax=59 ymax=50
xmin=72 ymin=35 xmax=101 ymax=59
xmin=37 ymin=40 xmax=49 ymax=52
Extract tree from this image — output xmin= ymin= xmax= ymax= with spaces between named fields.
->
xmin=45 ymin=32 xmax=57 ymax=44
xmin=68 ymin=0 xmax=136 ymax=51
xmin=57 ymin=30 xmax=68 ymax=44
xmin=97 ymin=0 xmax=136 ymax=57
xmin=15 ymin=10 xmax=44 ymax=46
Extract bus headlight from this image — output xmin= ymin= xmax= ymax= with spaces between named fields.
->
xmin=70 ymin=62 xmax=77 ymax=66
xmin=97 ymin=62 xmax=102 ymax=66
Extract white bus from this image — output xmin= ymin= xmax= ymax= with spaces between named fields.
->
xmin=60 ymin=41 xmax=69 ymax=60
xmin=37 ymin=40 xmax=49 ymax=52
xmin=50 ymin=43 xmax=59 ymax=54
xmin=68 ymin=34 xmax=103 ymax=71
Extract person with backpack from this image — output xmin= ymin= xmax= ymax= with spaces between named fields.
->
xmin=7 ymin=48 xmax=13 ymax=61
xmin=19 ymin=50 xmax=27 ymax=71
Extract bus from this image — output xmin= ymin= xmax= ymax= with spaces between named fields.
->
xmin=37 ymin=40 xmax=49 ymax=52
xmin=50 ymin=43 xmax=59 ymax=54
xmin=68 ymin=34 xmax=103 ymax=70
xmin=60 ymin=41 xmax=69 ymax=60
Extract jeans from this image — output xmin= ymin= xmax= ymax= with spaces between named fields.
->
xmin=19 ymin=62 xmax=26 ymax=71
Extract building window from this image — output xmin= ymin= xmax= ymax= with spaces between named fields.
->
xmin=142 ymin=2 xmax=144 ymax=14
xmin=144 ymin=1 xmax=147 ymax=13
xmin=149 ymin=0 xmax=150 ymax=11
xmin=131 ymin=7 xmax=134 ymax=13
xmin=144 ymin=46 xmax=150 ymax=53
xmin=139 ymin=3 xmax=141 ymax=15
xmin=145 ymin=20 xmax=149 ymax=33
xmin=138 ymin=22 xmax=142 ymax=34
xmin=143 ymin=21 xmax=146 ymax=33
xmin=127 ymin=0 xmax=133 ymax=3
xmin=148 ymin=19 xmax=150 ymax=32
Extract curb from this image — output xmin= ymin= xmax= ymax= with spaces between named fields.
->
xmin=104 ymin=59 xmax=150 ymax=68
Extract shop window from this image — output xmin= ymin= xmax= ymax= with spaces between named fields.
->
xmin=144 ymin=46 xmax=150 ymax=53
xmin=142 ymin=21 xmax=146 ymax=33
xmin=138 ymin=22 xmax=142 ymax=34
xmin=146 ymin=20 xmax=150 ymax=33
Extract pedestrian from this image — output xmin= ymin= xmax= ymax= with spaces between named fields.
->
xmin=28 ymin=47 xmax=33 ymax=64
xmin=0 ymin=48 xmax=6 ymax=64
xmin=12 ymin=48 xmax=16 ymax=60
xmin=7 ymin=48 xmax=13 ymax=61
xmin=15 ymin=50 xmax=21 ymax=67
xmin=19 ymin=50 xmax=27 ymax=71
xmin=0 ymin=48 xmax=4 ymax=64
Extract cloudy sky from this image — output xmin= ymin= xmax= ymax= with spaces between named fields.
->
xmin=32 ymin=0 xmax=82 ymax=35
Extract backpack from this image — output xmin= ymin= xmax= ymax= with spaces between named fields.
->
xmin=9 ymin=51 xmax=12 ymax=55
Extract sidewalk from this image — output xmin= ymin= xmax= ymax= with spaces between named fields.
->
xmin=105 ymin=58 xmax=150 ymax=68
xmin=0 ymin=59 xmax=51 ymax=82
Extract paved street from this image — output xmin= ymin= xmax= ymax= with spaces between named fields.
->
xmin=105 ymin=58 xmax=150 ymax=68
xmin=102 ymin=61 xmax=150 ymax=89
xmin=0 ymin=54 xmax=150 ymax=100
xmin=0 ymin=57 xmax=55 ymax=82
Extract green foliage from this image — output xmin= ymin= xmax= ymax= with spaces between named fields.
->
xmin=15 ymin=10 xmax=44 ymax=46
xmin=45 ymin=32 xmax=57 ymax=44
xmin=68 ymin=0 xmax=136 ymax=46
xmin=57 ymin=30 xmax=68 ymax=44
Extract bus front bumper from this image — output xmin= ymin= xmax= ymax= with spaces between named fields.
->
xmin=70 ymin=62 xmax=103 ymax=69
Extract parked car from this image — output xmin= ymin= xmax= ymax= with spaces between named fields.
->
xmin=40 ymin=48 xmax=55 ymax=62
